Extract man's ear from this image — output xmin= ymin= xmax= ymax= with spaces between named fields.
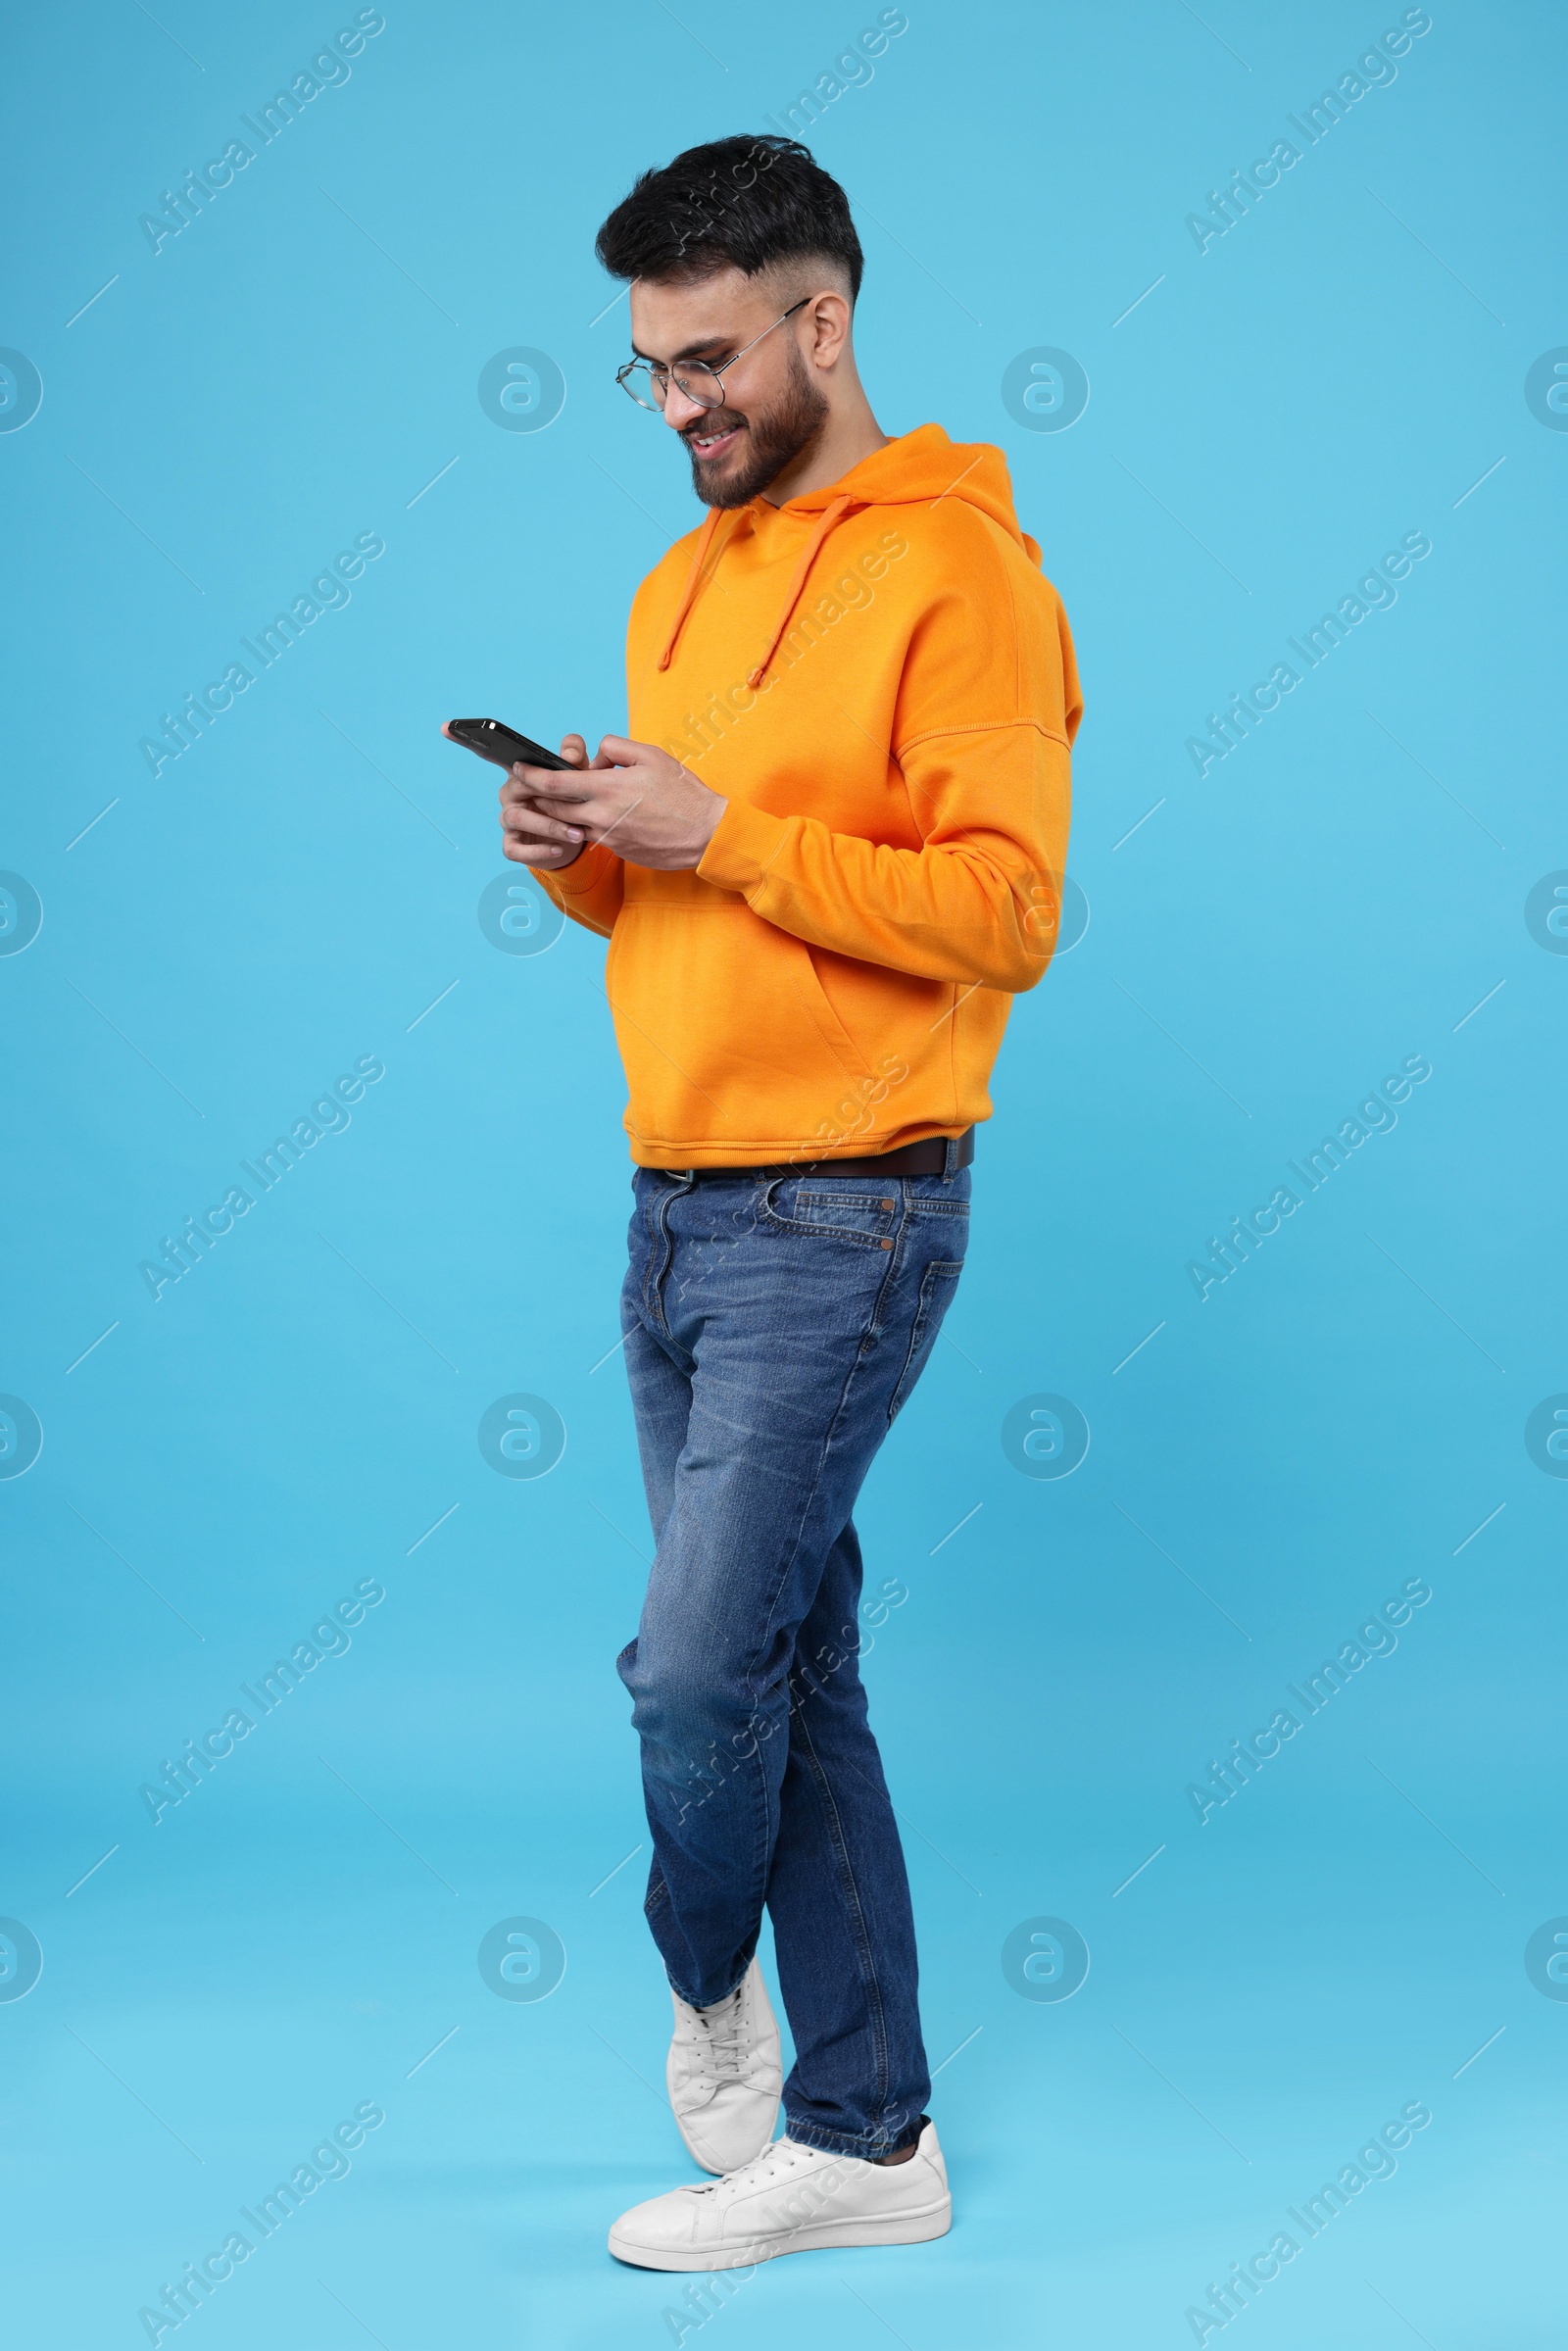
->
xmin=805 ymin=290 xmax=853 ymax=369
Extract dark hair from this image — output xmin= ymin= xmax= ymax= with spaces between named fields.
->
xmin=595 ymin=135 xmax=863 ymax=302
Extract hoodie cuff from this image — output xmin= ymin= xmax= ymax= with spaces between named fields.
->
xmin=547 ymin=841 xmax=618 ymax=898
xmin=696 ymin=797 xmax=792 ymax=898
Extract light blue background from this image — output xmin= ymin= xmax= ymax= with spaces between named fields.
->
xmin=3 ymin=3 xmax=1565 ymax=2345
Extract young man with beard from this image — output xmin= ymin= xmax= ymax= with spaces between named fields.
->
xmin=498 ymin=136 xmax=1080 ymax=2270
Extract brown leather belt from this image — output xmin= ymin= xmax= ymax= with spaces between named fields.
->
xmin=684 ymin=1128 xmax=974 ymax=1182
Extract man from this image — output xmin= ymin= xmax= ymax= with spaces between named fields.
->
xmin=499 ymin=136 xmax=1079 ymax=2270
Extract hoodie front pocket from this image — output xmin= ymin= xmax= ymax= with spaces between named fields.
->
xmin=605 ymin=899 xmax=904 ymax=1155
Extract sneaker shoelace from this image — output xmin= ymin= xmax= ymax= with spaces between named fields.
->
xmin=689 ymin=1984 xmax=755 ymax=2087
xmin=695 ymin=2140 xmax=816 ymax=2200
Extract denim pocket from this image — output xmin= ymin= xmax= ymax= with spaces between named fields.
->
xmin=759 ymin=1177 xmax=901 ymax=1247
xmin=888 ymin=1259 xmax=965 ymax=1422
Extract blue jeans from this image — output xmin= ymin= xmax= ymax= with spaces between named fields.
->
xmin=615 ymin=1154 xmax=971 ymax=2159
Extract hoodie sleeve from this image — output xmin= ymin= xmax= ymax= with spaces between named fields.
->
xmin=695 ymin=543 xmax=1080 ymax=993
xmin=532 ymin=842 xmax=623 ymax=939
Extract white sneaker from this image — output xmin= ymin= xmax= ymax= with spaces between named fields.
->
xmin=666 ymin=1958 xmax=783 ymax=2174
xmin=608 ymin=2119 xmax=951 ymax=2271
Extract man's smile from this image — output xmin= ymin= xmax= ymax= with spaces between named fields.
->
xmin=685 ymin=418 xmax=745 ymax=460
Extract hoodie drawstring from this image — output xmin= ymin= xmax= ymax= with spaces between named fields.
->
xmin=746 ymin=495 xmax=852 ymax=689
xmin=657 ymin=493 xmax=857 ymax=686
xmin=656 ymin=507 xmax=726 ymax=672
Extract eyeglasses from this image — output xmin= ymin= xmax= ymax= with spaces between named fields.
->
xmin=615 ymin=299 xmax=809 ymax=412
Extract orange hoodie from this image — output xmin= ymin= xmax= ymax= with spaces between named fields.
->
xmin=537 ymin=421 xmax=1080 ymax=1167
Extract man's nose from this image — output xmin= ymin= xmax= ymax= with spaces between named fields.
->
xmin=662 ymin=383 xmax=710 ymax=432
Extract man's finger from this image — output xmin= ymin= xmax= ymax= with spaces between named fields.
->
xmin=559 ymin=733 xmax=589 ymax=766
xmin=500 ymin=769 xmax=585 ymax=808
xmin=595 ymin=733 xmax=644 ymax=765
xmin=501 ymin=799 xmax=583 ymax=844
xmin=503 ymin=837 xmax=579 ymax=868
xmin=499 ymin=776 xmax=571 ymax=821
xmin=513 ymin=761 xmax=594 ymax=802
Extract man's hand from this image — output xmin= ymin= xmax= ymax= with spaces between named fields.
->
xmin=500 ymin=734 xmax=726 ymax=873
xmin=498 ymin=734 xmax=597 ymax=871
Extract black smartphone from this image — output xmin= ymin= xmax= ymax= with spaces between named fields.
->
xmin=444 ymin=717 xmax=573 ymax=771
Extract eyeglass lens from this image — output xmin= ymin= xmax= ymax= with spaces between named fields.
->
xmin=637 ymin=360 xmax=721 ymax=409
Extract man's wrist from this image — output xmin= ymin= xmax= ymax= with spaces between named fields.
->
xmin=693 ymin=797 xmax=728 ymax=867
xmin=697 ymin=796 xmax=790 ymax=894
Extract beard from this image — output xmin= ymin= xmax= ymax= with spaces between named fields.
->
xmin=682 ymin=344 xmax=830 ymax=509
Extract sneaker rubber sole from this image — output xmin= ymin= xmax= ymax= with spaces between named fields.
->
xmin=608 ymin=2195 xmax=952 ymax=2270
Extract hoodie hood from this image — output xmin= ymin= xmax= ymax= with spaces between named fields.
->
xmin=785 ymin=422 xmax=1041 ymax=558
xmin=657 ymin=423 xmax=1041 ymax=686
